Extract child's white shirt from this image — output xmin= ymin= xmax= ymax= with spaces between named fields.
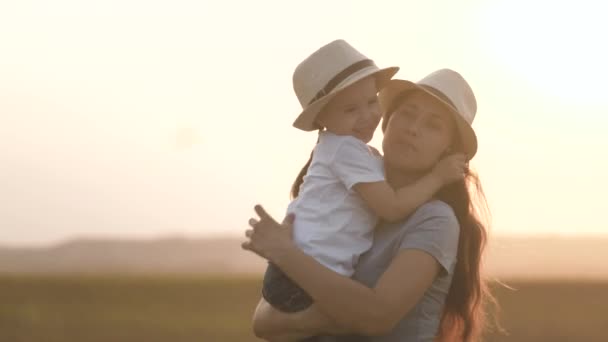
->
xmin=287 ymin=131 xmax=385 ymax=276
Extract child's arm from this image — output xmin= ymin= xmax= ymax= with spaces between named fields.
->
xmin=329 ymin=136 xmax=466 ymax=222
xmin=353 ymin=154 xmax=466 ymax=222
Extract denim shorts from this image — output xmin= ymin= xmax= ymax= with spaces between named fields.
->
xmin=262 ymin=262 xmax=313 ymax=313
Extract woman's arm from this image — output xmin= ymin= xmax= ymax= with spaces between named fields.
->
xmin=275 ymin=246 xmax=440 ymax=335
xmin=252 ymin=298 xmax=348 ymax=340
xmin=243 ymin=206 xmax=444 ymax=336
xmin=252 ymin=298 xmax=313 ymax=341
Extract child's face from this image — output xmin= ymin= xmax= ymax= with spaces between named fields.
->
xmin=315 ymin=76 xmax=380 ymax=143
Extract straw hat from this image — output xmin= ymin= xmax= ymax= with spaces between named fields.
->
xmin=379 ymin=69 xmax=478 ymax=159
xmin=292 ymin=40 xmax=399 ymax=131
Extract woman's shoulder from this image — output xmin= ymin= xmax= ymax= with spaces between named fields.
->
xmin=378 ymin=200 xmax=456 ymax=231
xmin=397 ymin=200 xmax=460 ymax=275
xmin=413 ymin=200 xmax=457 ymax=221
xmin=376 ymin=200 xmax=459 ymax=243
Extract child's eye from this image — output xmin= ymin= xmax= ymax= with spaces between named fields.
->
xmin=344 ymin=106 xmax=357 ymax=113
xmin=368 ymin=98 xmax=378 ymax=105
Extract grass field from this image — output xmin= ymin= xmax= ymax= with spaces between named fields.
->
xmin=0 ymin=274 xmax=605 ymax=342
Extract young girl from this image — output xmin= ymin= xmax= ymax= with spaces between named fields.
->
xmin=259 ymin=40 xmax=466 ymax=313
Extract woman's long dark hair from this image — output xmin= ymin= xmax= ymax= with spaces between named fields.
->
xmin=383 ymin=90 xmax=497 ymax=341
xmin=435 ymin=172 xmax=495 ymax=341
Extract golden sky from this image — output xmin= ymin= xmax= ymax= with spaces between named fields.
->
xmin=1 ymin=0 xmax=607 ymax=245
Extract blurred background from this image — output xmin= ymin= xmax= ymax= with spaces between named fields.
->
xmin=1 ymin=0 xmax=607 ymax=341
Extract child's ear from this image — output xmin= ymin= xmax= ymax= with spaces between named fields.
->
xmin=315 ymin=107 xmax=330 ymax=127
xmin=313 ymin=119 xmax=324 ymax=130
xmin=313 ymin=114 xmax=327 ymax=130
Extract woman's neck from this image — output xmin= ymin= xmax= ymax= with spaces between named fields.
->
xmin=384 ymin=164 xmax=426 ymax=189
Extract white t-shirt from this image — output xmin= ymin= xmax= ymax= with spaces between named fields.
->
xmin=287 ymin=131 xmax=385 ymax=276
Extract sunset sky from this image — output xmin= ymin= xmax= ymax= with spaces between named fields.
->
xmin=1 ymin=0 xmax=607 ymax=246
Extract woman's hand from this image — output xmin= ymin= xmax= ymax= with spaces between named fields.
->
xmin=253 ymin=298 xmax=347 ymax=340
xmin=242 ymin=204 xmax=296 ymax=262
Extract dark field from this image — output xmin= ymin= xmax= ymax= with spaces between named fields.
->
xmin=0 ymin=275 xmax=606 ymax=341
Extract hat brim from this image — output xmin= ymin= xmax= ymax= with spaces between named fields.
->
xmin=293 ymin=66 xmax=399 ymax=131
xmin=379 ymin=80 xmax=478 ymax=159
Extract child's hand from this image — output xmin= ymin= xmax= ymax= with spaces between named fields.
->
xmin=432 ymin=153 xmax=468 ymax=185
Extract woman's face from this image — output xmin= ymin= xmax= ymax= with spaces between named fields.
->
xmin=382 ymin=90 xmax=456 ymax=172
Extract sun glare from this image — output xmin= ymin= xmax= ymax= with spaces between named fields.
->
xmin=478 ymin=0 xmax=608 ymax=106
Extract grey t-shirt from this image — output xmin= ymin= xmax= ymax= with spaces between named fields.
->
xmin=323 ymin=200 xmax=460 ymax=342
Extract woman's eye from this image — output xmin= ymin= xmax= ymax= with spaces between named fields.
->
xmin=368 ymin=98 xmax=378 ymax=106
xmin=345 ymin=106 xmax=357 ymax=113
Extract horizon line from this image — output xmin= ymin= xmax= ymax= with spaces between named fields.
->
xmin=2 ymin=231 xmax=608 ymax=249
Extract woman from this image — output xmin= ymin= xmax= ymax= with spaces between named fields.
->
xmin=243 ymin=69 xmax=492 ymax=341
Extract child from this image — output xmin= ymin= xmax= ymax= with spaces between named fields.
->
xmin=262 ymin=40 xmax=465 ymax=313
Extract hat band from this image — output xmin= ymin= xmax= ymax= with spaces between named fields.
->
xmin=419 ymin=85 xmax=457 ymax=112
xmin=308 ymin=59 xmax=375 ymax=105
